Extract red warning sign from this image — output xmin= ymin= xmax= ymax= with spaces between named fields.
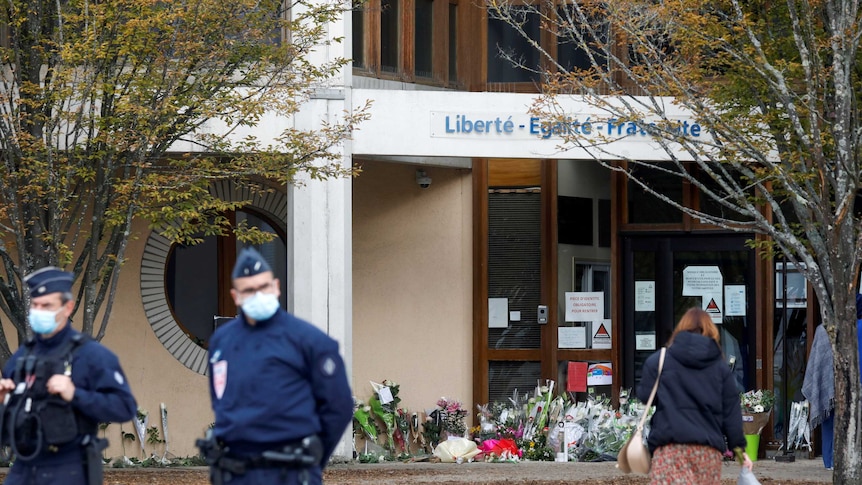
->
xmin=705 ymin=298 xmax=720 ymax=313
xmin=704 ymin=297 xmax=722 ymax=323
xmin=594 ymin=323 xmax=610 ymax=337
xmin=592 ymin=321 xmax=612 ymax=349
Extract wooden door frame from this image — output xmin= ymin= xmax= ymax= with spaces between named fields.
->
xmin=472 ymin=160 xmax=556 ymax=406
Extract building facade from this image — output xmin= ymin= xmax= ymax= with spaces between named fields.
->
xmin=347 ymin=0 xmax=818 ymax=451
xmin=0 ymin=0 xmax=819 ymax=461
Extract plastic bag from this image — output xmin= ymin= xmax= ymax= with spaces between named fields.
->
xmin=738 ymin=467 xmax=762 ymax=485
xmin=432 ymin=437 xmax=481 ymax=463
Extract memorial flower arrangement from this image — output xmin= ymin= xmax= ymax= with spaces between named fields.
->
xmin=353 ymin=379 xmax=650 ymax=463
xmin=740 ymin=389 xmax=774 ymax=435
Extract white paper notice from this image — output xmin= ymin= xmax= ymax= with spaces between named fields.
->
xmin=377 ymin=386 xmax=394 ymax=405
xmin=725 ymin=285 xmax=746 ymax=316
xmin=509 ymin=311 xmax=521 ymax=322
xmin=565 ymin=292 xmax=604 ymax=322
xmin=488 ymin=298 xmax=508 ymax=328
xmin=635 ymin=281 xmax=655 ymax=312
xmin=682 ymin=266 xmax=723 ymax=296
xmin=558 ymin=327 xmax=586 ymax=349
xmin=635 ymin=332 xmax=656 ymax=350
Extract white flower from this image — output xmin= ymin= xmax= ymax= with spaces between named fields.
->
xmin=754 ymin=405 xmax=764 ymax=413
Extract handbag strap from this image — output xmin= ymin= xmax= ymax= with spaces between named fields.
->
xmin=637 ymin=347 xmax=666 ymax=430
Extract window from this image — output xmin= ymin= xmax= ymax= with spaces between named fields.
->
xmin=556 ymin=6 xmax=608 ymax=72
xmin=141 ymin=182 xmax=287 ymax=375
xmin=353 ymin=4 xmax=365 ymax=68
xmin=355 ymin=0 xmax=460 ymax=85
xmin=558 ymin=196 xmax=593 ymax=246
xmin=487 ymin=6 xmax=541 ymax=83
xmin=380 ymin=0 xmax=400 ymax=73
xmin=626 ymin=164 xmax=684 ymax=224
xmin=415 ymin=0 xmax=434 ymax=78
xmin=165 ymin=210 xmax=287 ymax=347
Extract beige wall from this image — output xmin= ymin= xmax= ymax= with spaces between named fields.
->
xmin=352 ymin=161 xmax=473 ymax=430
xmin=101 ymin=220 xmax=213 ymax=459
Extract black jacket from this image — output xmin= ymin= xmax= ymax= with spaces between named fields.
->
xmin=636 ymin=331 xmax=746 ymax=454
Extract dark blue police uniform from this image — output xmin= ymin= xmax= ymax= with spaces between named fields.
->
xmin=1 ymin=268 xmax=137 ymax=485
xmin=206 ymin=249 xmax=353 ymax=485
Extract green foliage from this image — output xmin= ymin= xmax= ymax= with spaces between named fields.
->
xmin=0 ymin=0 xmax=370 ymax=353
xmin=146 ymin=426 xmax=165 ymax=445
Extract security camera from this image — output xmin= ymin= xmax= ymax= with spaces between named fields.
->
xmin=416 ymin=170 xmax=432 ymax=189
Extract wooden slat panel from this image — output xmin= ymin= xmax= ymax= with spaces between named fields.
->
xmin=487 ymin=159 xmax=542 ymax=187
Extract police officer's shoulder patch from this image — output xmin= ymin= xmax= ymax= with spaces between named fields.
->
xmin=320 ymin=356 xmax=338 ymax=377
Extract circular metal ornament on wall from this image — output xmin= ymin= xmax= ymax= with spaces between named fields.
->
xmin=140 ymin=181 xmax=287 ymax=375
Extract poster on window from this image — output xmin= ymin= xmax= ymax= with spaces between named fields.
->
xmin=587 ymin=363 xmax=612 ymax=386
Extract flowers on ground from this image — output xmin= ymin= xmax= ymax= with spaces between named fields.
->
xmin=352 ymin=379 xmax=650 ymax=463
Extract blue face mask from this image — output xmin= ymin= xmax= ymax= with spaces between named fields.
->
xmin=28 ymin=308 xmax=62 ymax=335
xmin=241 ymin=292 xmax=280 ymax=322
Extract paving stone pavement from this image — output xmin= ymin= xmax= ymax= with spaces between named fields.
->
xmin=323 ymin=455 xmax=833 ymax=484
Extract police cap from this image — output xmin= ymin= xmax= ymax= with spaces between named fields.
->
xmin=231 ymin=247 xmax=273 ymax=280
xmin=24 ymin=266 xmax=74 ymax=296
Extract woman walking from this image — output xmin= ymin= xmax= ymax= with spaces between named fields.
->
xmin=637 ymin=307 xmax=754 ymax=484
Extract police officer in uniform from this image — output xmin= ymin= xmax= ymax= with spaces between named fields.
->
xmin=201 ymin=247 xmax=353 ymax=485
xmin=0 ymin=266 xmax=137 ymax=485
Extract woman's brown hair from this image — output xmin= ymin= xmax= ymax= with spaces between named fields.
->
xmin=667 ymin=307 xmax=720 ymax=346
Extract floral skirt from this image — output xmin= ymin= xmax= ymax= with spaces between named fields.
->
xmin=649 ymin=443 xmax=722 ymax=485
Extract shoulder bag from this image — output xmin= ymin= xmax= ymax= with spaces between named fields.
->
xmin=617 ymin=347 xmax=666 ymax=474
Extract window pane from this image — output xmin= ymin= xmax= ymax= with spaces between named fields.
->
xmin=352 ymin=6 xmax=365 ymax=68
xmin=487 ymin=7 xmax=540 ymax=83
xmin=556 ymin=6 xmax=608 ymax=72
xmin=415 ymin=0 xmax=433 ymax=77
xmin=489 ymin=361 xmax=541 ymax=404
xmin=558 ymin=196 xmax=592 ymax=246
xmin=627 ymin=164 xmax=683 ymax=223
xmin=166 ymin=210 xmax=287 ymax=348
xmin=381 ymin=0 xmax=400 ymax=72
xmin=167 ymin=236 xmax=220 ymax=346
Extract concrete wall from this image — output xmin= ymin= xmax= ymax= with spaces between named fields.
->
xmin=352 ymin=161 xmax=473 ymax=436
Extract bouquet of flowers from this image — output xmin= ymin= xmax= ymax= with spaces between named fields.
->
xmin=740 ymin=389 xmax=774 ymax=435
xmin=740 ymin=389 xmax=774 ymax=414
xmin=436 ymin=397 xmax=469 ymax=439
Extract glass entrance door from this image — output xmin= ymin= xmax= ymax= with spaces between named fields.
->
xmin=621 ymin=234 xmax=757 ymax=391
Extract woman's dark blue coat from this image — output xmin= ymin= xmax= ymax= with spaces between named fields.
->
xmin=636 ymin=331 xmax=747 ymax=454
